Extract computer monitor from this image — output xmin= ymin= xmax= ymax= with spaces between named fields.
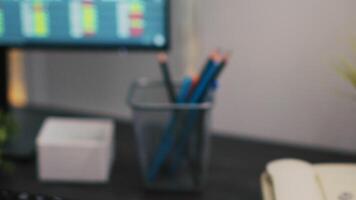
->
xmin=0 ymin=0 xmax=171 ymax=157
xmin=0 ymin=0 xmax=170 ymax=49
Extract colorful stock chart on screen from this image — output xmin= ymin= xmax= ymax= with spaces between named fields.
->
xmin=0 ymin=0 xmax=168 ymax=48
xmin=70 ymin=0 xmax=98 ymax=38
xmin=21 ymin=0 xmax=50 ymax=38
xmin=0 ymin=5 xmax=4 ymax=37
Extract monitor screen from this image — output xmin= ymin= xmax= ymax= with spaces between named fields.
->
xmin=0 ymin=0 xmax=169 ymax=49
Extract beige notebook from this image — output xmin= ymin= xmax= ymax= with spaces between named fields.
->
xmin=261 ymin=159 xmax=356 ymax=200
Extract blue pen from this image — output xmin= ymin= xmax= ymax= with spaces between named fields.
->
xmin=147 ymin=115 xmax=178 ymax=181
xmin=171 ymin=55 xmax=228 ymax=174
xmin=177 ymin=76 xmax=193 ymax=103
xmin=147 ymin=75 xmax=194 ymax=181
xmin=169 ymin=60 xmax=220 ymax=173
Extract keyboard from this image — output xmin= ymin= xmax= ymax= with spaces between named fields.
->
xmin=0 ymin=189 xmax=69 ymax=200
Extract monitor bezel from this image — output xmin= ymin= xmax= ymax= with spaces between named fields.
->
xmin=0 ymin=0 xmax=171 ymax=51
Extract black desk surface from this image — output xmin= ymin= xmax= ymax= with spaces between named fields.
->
xmin=1 ymin=107 xmax=356 ymax=200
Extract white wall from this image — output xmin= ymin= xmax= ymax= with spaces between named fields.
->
xmin=25 ymin=0 xmax=356 ymax=152
xmin=200 ymin=0 xmax=356 ymax=152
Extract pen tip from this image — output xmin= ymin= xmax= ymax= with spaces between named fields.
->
xmin=212 ymin=52 xmax=224 ymax=63
xmin=157 ymin=52 xmax=168 ymax=63
xmin=185 ymin=67 xmax=195 ymax=75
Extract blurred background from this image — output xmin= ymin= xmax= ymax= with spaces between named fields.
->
xmin=2 ymin=0 xmax=356 ymax=199
xmin=19 ymin=0 xmax=356 ymax=153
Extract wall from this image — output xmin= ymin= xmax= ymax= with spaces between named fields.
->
xmin=25 ymin=0 xmax=356 ymax=152
xmin=199 ymin=0 xmax=356 ymax=152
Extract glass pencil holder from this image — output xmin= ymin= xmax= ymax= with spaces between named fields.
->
xmin=127 ymin=78 xmax=214 ymax=192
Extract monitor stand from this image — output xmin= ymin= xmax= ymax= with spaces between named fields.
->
xmin=1 ymin=48 xmax=40 ymax=159
xmin=0 ymin=48 xmax=8 ymax=113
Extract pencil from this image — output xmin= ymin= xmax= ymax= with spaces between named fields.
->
xmin=171 ymin=52 xmax=230 ymax=174
xmin=196 ymin=52 xmax=230 ymax=102
xmin=157 ymin=53 xmax=176 ymax=102
xmin=192 ymin=52 xmax=230 ymax=185
xmin=190 ymin=52 xmax=224 ymax=102
xmin=188 ymin=51 xmax=219 ymax=99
